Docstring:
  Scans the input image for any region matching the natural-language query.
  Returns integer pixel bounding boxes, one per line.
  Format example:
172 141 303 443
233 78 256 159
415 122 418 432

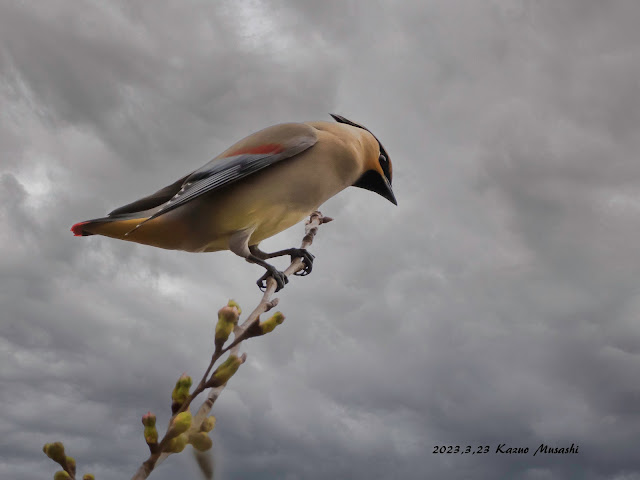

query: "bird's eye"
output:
379 154 387 163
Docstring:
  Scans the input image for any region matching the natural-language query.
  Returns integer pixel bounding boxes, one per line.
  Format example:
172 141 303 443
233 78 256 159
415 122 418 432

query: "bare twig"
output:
130 211 332 480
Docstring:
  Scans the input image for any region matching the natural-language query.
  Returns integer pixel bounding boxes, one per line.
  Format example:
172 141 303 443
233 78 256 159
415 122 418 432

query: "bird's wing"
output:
108 174 191 216
123 122 318 234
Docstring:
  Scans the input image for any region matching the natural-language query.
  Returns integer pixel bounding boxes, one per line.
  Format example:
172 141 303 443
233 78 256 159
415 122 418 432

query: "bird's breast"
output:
181 129 361 252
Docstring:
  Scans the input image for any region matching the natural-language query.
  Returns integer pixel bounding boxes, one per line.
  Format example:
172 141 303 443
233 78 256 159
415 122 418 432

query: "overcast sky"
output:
2 1 640 479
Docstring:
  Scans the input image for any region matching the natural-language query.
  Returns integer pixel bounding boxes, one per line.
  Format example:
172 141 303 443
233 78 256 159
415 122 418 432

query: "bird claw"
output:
254 249 314 290
256 268 288 292
291 248 315 276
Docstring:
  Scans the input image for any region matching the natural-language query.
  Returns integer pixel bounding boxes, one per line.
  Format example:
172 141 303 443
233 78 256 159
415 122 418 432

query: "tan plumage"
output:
72 114 396 290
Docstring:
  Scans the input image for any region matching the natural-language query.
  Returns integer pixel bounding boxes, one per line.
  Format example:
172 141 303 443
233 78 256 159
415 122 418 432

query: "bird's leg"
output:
246 254 289 292
230 230 288 292
249 245 315 276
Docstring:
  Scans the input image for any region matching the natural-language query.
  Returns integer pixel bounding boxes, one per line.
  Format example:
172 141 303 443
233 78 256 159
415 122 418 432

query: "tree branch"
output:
130 211 332 480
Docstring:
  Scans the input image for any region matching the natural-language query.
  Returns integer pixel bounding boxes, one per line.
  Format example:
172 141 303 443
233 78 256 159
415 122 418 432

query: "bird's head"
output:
330 113 397 206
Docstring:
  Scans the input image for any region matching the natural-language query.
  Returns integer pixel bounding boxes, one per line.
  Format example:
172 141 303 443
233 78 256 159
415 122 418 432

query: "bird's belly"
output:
248 207 309 244
172 146 351 253
196 198 310 252
195 173 328 252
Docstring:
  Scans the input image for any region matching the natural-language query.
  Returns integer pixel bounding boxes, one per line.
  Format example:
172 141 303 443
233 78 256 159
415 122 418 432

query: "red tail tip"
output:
71 221 88 236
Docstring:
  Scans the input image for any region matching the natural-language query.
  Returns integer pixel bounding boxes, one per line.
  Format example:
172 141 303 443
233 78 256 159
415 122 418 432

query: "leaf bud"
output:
171 373 193 413
215 305 239 349
188 431 213 452
208 353 246 387
43 442 66 464
227 299 242 315
66 456 76 476
142 411 158 447
260 312 285 334
166 433 188 453
200 416 216 432
167 411 192 438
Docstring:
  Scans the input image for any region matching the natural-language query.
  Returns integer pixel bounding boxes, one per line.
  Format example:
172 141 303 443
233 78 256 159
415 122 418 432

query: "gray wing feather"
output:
125 149 308 236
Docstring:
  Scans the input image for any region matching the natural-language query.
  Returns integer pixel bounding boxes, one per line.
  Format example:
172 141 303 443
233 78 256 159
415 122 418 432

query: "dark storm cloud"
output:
1 1 640 479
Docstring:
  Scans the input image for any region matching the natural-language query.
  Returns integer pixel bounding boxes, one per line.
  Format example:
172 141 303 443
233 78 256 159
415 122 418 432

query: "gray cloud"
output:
2 1 640 479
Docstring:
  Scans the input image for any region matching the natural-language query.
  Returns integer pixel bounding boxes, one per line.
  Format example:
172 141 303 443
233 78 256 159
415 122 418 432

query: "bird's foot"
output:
256 266 289 292
290 248 315 276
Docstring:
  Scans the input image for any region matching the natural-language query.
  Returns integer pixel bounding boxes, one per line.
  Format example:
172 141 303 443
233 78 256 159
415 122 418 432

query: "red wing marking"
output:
224 143 284 157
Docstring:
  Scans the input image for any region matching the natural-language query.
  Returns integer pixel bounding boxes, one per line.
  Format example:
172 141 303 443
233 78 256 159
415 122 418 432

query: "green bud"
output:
176 373 192 389
245 312 285 338
227 299 242 315
166 433 188 453
200 416 216 432
141 411 156 427
43 442 66 464
53 471 71 480
142 411 158 446
188 431 213 452
215 305 239 349
144 428 158 445
66 456 76 475
260 312 285 334
171 373 193 413
208 353 246 387
83 475 96 480
168 411 192 438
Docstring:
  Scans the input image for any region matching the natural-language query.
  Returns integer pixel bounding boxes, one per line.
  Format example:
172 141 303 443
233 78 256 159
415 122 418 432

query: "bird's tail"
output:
70 214 148 239
71 220 95 236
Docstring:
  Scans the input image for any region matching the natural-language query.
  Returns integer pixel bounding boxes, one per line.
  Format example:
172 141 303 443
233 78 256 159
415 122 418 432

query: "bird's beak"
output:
352 170 398 206
381 176 398 205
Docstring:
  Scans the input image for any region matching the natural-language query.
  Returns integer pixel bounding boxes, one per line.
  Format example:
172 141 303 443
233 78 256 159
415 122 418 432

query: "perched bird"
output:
71 114 396 291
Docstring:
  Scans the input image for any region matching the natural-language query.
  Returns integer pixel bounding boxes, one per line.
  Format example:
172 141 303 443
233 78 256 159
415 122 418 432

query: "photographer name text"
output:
433 444 579 456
